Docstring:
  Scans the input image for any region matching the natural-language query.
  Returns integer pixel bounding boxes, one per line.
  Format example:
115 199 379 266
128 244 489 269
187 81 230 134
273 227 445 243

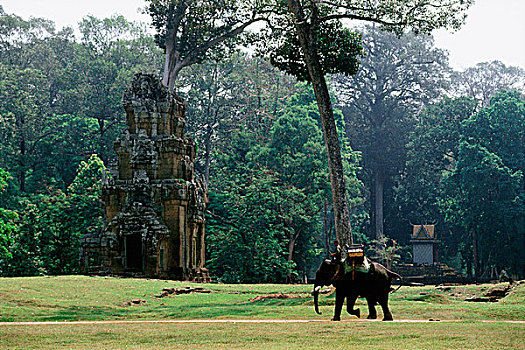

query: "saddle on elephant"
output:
342 244 371 277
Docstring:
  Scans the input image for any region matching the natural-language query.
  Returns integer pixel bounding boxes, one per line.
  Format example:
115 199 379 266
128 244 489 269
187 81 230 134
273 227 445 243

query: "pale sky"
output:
1 0 524 70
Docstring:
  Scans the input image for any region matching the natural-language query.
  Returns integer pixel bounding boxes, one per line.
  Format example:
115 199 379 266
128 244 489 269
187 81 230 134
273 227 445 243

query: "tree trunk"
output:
19 133 26 193
287 236 296 283
466 258 473 279
162 40 174 90
323 203 330 257
286 0 352 246
163 43 182 92
162 4 181 92
203 124 213 185
472 230 479 279
374 172 384 239
369 178 375 237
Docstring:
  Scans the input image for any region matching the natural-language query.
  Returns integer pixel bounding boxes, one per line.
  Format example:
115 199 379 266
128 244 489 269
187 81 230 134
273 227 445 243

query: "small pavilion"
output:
410 225 440 264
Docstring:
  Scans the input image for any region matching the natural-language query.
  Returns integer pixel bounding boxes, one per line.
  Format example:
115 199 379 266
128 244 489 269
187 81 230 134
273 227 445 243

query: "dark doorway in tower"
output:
125 234 143 271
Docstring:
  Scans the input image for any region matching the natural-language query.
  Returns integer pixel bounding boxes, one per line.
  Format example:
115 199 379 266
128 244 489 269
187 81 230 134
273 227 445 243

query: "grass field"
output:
1 276 524 349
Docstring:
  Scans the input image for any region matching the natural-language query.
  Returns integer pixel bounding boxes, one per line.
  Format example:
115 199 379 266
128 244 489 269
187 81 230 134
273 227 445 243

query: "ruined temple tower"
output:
81 73 209 281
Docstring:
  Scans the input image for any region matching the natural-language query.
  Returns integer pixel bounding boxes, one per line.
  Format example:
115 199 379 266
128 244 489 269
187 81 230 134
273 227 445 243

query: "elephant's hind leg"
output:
365 297 377 319
379 295 393 321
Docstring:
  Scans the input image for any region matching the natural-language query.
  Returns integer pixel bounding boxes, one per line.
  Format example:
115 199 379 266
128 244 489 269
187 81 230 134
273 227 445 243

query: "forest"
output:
0 3 523 283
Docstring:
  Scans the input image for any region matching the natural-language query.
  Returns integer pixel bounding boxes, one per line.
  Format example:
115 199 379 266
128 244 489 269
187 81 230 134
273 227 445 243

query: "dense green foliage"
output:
149 0 476 247
267 12 364 82
0 169 17 259
395 97 478 270
442 91 524 277
396 92 524 278
0 9 162 193
0 155 106 276
0 6 523 280
0 8 161 276
204 84 364 283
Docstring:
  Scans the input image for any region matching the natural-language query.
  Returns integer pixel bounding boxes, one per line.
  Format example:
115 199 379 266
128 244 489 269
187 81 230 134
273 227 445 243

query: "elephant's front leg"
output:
346 292 360 318
365 296 377 319
331 289 345 321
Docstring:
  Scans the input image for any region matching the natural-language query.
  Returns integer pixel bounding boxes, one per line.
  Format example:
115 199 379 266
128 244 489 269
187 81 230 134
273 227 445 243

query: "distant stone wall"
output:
81 73 209 281
394 263 467 285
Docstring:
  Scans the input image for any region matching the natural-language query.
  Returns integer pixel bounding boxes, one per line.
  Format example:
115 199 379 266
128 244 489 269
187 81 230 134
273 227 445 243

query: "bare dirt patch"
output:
250 294 303 302
465 283 516 303
155 286 212 298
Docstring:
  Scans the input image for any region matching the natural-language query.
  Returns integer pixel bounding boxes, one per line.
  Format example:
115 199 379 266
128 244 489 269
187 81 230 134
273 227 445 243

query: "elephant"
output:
312 258 402 321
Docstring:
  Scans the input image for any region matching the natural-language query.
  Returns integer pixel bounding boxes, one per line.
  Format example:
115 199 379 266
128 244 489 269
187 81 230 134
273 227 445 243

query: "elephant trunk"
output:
312 285 322 315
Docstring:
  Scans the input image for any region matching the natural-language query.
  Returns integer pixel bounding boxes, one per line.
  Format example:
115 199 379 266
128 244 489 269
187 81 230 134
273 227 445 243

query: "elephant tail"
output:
388 271 403 293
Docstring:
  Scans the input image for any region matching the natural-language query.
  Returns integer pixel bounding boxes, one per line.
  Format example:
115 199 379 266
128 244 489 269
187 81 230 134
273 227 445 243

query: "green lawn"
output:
2 321 524 350
0 276 524 349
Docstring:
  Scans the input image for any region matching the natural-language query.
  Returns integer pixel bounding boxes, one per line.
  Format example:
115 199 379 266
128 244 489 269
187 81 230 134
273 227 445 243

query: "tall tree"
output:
452 61 525 108
270 1 361 245
150 0 474 246
331 26 449 239
251 84 361 281
442 91 524 278
0 67 49 193
0 10 164 192
180 54 297 184
269 0 473 245
394 96 477 273
145 0 271 91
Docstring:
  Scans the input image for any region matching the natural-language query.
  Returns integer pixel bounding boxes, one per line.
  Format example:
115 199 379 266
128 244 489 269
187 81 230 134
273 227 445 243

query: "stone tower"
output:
81 73 209 281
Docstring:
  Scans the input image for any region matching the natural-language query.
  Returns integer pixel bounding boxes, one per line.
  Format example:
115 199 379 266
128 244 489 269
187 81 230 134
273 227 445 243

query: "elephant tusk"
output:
313 286 322 315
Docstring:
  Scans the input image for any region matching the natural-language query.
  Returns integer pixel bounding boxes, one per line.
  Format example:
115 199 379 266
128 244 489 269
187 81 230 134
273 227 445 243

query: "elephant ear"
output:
368 260 376 273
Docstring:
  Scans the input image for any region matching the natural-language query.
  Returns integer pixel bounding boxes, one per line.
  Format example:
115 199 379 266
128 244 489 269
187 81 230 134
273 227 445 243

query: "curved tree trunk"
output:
286 0 352 246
